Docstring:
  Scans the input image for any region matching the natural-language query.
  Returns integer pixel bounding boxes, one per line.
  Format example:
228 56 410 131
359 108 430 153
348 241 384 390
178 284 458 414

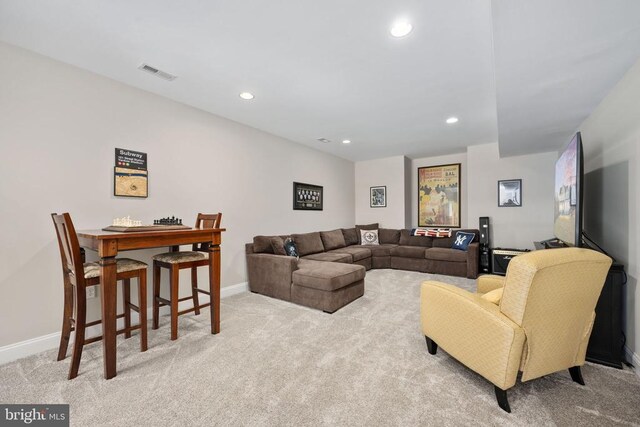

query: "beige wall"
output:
407 146 556 250
354 156 408 228
579 57 640 363
0 42 355 347
467 143 557 249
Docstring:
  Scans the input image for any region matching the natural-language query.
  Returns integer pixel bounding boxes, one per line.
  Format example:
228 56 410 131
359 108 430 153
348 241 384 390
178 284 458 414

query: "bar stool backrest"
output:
192 212 222 252
51 213 86 288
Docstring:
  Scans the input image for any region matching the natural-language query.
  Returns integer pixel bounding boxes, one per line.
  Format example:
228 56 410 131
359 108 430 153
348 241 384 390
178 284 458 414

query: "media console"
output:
586 263 625 369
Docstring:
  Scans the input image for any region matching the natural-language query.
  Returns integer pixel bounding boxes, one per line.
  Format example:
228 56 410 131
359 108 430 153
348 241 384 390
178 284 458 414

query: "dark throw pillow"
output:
341 228 359 246
283 237 299 258
452 231 475 251
253 235 275 253
270 236 287 255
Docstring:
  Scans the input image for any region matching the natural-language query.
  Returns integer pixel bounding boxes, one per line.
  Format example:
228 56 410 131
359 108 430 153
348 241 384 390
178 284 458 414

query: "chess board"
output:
102 224 192 232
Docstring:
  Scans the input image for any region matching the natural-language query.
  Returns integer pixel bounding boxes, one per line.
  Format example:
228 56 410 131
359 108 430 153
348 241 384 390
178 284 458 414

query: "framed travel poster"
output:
418 163 461 227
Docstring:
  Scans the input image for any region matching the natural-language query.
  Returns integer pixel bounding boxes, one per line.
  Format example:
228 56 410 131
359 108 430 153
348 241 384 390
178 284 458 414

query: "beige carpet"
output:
1 269 639 426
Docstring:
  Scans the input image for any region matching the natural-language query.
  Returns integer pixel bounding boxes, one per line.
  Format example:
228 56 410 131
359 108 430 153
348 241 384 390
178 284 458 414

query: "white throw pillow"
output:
360 229 379 245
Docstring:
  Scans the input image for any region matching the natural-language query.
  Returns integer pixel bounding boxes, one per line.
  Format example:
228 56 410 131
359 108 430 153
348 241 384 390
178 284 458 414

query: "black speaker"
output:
479 216 490 246
480 246 491 274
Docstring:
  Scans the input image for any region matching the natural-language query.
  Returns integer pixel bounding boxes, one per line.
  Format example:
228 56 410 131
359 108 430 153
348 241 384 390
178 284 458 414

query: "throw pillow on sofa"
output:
356 223 379 244
452 231 475 251
412 228 451 238
253 235 275 253
283 237 299 258
341 228 359 246
320 229 347 251
378 228 401 244
360 229 380 245
270 236 287 255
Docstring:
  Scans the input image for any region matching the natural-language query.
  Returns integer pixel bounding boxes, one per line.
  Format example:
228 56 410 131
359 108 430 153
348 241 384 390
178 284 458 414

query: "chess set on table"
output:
102 216 191 232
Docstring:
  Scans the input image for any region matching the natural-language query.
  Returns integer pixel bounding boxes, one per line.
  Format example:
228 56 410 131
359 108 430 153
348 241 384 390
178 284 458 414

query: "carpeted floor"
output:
1 269 639 426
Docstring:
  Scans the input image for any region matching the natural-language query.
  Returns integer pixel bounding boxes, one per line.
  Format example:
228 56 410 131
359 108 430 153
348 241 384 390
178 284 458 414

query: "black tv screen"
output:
553 132 583 246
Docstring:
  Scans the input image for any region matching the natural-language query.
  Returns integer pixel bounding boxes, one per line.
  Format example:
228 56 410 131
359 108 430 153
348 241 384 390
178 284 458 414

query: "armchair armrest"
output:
246 253 298 301
477 274 506 294
420 281 525 389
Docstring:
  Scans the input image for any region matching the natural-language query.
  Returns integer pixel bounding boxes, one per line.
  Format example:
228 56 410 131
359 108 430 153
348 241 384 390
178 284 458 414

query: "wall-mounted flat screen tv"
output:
553 132 584 246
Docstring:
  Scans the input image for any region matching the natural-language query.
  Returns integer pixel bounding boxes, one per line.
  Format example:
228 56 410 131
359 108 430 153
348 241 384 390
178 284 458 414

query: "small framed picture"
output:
370 186 387 208
498 179 522 207
114 166 148 198
293 182 323 210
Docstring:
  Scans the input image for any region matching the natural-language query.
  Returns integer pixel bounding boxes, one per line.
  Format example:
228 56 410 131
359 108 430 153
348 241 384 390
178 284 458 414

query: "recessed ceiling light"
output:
446 117 459 124
342 139 351 144
390 20 412 38
239 92 254 100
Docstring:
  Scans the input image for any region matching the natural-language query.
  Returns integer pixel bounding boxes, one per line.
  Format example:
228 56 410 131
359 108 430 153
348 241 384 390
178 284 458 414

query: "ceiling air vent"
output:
317 138 331 143
138 63 177 81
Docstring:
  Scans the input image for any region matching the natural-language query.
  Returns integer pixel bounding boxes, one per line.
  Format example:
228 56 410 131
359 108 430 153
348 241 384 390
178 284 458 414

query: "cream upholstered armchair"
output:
420 247 612 412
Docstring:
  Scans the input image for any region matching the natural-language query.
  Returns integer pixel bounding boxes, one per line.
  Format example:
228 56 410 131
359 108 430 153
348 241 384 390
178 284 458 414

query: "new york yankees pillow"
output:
451 231 475 251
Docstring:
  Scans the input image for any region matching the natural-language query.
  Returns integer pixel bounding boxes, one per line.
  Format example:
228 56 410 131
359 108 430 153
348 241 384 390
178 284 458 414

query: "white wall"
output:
0 42 355 347
579 57 640 364
467 143 557 249
410 153 468 228
354 156 408 228
404 156 412 228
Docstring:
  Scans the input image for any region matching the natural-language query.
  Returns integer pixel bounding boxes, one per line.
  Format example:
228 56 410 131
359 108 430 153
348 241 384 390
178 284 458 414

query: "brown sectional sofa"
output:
246 224 479 313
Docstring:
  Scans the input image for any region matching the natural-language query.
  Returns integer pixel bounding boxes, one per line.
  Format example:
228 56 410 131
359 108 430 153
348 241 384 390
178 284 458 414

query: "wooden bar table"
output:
77 227 225 379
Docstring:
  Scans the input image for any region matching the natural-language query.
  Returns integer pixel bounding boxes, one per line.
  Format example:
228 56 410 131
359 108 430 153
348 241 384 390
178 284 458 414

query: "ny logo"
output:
454 235 468 246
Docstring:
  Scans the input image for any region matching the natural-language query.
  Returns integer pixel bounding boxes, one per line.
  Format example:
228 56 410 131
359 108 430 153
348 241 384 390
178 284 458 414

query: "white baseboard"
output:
0 282 249 366
624 345 639 377
221 281 248 298
0 332 62 366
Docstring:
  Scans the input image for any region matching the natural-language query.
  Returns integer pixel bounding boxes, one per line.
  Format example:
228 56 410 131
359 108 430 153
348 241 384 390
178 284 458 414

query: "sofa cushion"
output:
331 246 372 262
356 223 378 243
398 229 433 247
360 229 379 245
379 228 401 244
270 236 287 255
320 229 347 251
292 232 325 256
341 228 359 246
293 260 365 292
302 252 352 263
390 246 427 259
253 235 275 253
425 247 467 262
359 244 397 257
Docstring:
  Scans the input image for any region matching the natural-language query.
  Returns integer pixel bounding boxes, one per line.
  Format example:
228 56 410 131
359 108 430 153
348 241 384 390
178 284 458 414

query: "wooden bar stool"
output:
51 213 148 379
152 213 221 340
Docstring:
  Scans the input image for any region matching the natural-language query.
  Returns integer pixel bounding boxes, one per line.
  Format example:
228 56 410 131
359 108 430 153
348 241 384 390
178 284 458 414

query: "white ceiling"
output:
1 1 639 161
492 0 640 156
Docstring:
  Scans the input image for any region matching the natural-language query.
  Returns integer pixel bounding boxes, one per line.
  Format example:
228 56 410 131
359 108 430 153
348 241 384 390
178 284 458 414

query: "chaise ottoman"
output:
291 259 365 313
